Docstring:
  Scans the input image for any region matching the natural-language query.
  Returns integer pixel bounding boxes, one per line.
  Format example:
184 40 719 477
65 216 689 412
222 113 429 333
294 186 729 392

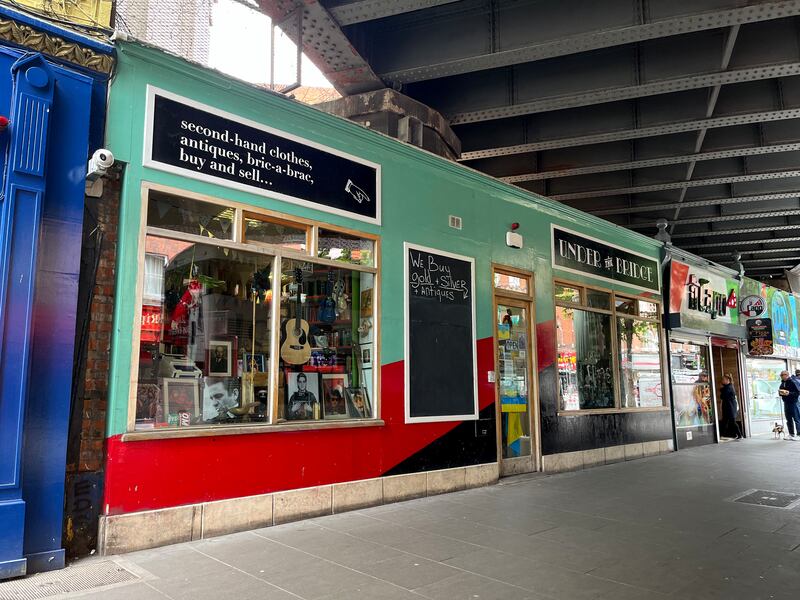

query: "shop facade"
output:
0 5 112 578
663 248 746 449
96 41 673 555
738 278 800 436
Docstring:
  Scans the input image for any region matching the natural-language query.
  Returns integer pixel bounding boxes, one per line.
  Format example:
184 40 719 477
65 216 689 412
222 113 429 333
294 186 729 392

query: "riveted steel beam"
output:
735 255 800 263
628 209 800 229
591 193 800 216
550 170 800 201
672 223 800 239
703 247 800 258
450 62 800 124
257 0 384 95
329 0 459 26
501 143 800 183
459 109 800 160
684 235 800 249
744 265 797 271
381 0 800 85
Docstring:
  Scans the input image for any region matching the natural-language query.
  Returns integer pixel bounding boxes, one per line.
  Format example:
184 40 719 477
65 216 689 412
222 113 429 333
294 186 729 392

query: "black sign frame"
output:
404 242 478 424
551 225 660 292
143 86 381 225
747 318 774 356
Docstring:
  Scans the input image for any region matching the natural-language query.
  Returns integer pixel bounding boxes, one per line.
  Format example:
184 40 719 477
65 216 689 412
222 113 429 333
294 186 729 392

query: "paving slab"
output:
10 438 800 600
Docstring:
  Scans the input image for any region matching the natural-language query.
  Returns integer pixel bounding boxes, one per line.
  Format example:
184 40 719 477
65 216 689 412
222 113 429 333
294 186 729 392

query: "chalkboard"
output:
404 243 477 423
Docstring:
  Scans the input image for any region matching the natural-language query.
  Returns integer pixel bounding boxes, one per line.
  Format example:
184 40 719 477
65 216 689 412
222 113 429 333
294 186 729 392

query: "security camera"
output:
87 148 114 181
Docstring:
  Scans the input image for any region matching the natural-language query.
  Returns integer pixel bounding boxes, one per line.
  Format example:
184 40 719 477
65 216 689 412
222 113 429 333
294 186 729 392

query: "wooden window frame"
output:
124 181 381 440
554 278 668 416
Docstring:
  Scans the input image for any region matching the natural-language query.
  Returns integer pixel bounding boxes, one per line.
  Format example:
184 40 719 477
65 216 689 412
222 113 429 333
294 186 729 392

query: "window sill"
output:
122 418 385 441
557 407 670 417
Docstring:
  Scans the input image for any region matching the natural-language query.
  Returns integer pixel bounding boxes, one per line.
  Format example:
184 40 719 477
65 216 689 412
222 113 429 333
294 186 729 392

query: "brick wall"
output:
71 173 119 473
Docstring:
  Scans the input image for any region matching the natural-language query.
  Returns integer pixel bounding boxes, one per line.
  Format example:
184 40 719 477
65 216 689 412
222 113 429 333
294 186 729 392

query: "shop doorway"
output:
710 339 746 440
492 266 539 475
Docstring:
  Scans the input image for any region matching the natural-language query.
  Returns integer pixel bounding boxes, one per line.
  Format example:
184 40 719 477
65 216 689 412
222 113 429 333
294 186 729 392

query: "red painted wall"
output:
102 337 496 514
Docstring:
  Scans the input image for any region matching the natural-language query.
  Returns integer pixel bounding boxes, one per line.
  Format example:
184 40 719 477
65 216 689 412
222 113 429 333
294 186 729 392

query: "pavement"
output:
5 437 800 600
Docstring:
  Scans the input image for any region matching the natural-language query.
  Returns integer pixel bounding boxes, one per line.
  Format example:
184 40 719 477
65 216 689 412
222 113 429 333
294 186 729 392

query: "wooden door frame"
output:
491 264 540 475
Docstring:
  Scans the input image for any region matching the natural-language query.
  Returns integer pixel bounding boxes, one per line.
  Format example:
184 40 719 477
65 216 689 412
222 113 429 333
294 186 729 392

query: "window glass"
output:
617 318 662 408
134 235 273 430
615 297 636 315
746 358 786 422
586 289 611 310
278 259 374 421
318 229 374 266
669 341 713 428
244 215 307 251
147 191 234 239
555 284 581 304
494 272 529 295
638 300 659 320
557 306 614 410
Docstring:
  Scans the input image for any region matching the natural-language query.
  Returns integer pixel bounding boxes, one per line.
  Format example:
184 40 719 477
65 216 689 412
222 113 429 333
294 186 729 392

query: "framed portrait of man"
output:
286 371 320 420
207 339 234 377
322 374 349 420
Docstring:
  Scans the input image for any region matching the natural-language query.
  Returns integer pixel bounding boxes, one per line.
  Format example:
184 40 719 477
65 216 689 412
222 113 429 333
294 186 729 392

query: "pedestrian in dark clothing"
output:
720 374 743 440
779 370 800 441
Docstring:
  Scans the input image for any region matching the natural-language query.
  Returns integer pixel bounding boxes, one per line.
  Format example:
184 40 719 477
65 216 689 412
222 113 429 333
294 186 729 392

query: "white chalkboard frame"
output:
404 242 478 424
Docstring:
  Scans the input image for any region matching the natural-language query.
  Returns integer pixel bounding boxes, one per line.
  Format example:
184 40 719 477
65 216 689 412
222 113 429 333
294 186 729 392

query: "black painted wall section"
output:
384 405 497 476
538 364 673 455
675 424 716 450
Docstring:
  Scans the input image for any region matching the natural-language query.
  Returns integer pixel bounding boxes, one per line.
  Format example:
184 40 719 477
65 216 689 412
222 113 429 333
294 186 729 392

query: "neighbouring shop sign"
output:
667 260 742 335
740 294 766 318
551 226 659 292
747 318 774 356
144 86 381 224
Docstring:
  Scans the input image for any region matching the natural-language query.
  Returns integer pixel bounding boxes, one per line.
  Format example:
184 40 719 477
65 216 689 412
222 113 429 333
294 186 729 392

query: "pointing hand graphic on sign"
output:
345 179 371 204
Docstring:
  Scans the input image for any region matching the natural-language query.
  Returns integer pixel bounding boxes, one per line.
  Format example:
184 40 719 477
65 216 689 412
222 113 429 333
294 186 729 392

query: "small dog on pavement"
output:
773 422 785 439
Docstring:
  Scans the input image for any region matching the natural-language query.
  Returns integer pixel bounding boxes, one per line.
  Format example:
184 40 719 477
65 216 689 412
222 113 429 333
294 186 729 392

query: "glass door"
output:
669 339 716 448
496 302 532 461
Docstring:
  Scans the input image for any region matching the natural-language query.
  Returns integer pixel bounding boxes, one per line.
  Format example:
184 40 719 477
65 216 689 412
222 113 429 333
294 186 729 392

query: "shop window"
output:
278 259 375 421
556 280 664 412
557 306 615 410
135 235 273 429
494 272 529 295
243 213 308 251
555 283 581 305
746 357 786 422
318 228 374 266
669 341 713 427
147 190 234 239
617 318 662 407
135 190 380 432
586 289 610 310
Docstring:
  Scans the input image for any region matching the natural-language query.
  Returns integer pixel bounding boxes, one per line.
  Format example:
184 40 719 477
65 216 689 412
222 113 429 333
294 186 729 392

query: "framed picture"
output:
321 373 349 420
362 347 371 366
360 288 373 318
162 379 200 424
285 371 320 420
243 352 267 373
345 387 371 419
202 377 241 422
207 339 234 376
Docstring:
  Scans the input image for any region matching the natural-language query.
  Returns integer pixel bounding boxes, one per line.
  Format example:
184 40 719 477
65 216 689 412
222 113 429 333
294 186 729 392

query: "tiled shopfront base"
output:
97 463 499 555
98 443 673 556
542 440 674 473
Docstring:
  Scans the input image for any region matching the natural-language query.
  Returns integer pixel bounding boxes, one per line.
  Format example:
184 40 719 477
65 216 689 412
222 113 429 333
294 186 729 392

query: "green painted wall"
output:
104 41 663 437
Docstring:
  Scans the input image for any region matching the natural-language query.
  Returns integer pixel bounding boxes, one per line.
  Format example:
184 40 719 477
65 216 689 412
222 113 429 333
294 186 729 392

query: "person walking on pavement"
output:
778 370 800 440
720 374 743 440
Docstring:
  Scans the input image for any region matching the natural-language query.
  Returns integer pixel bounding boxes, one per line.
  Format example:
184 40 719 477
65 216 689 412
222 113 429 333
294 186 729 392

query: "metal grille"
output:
114 0 214 66
731 489 800 509
0 561 138 600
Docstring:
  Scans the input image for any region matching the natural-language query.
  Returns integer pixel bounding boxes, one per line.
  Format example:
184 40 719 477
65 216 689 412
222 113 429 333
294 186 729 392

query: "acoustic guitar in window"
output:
280 268 311 365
